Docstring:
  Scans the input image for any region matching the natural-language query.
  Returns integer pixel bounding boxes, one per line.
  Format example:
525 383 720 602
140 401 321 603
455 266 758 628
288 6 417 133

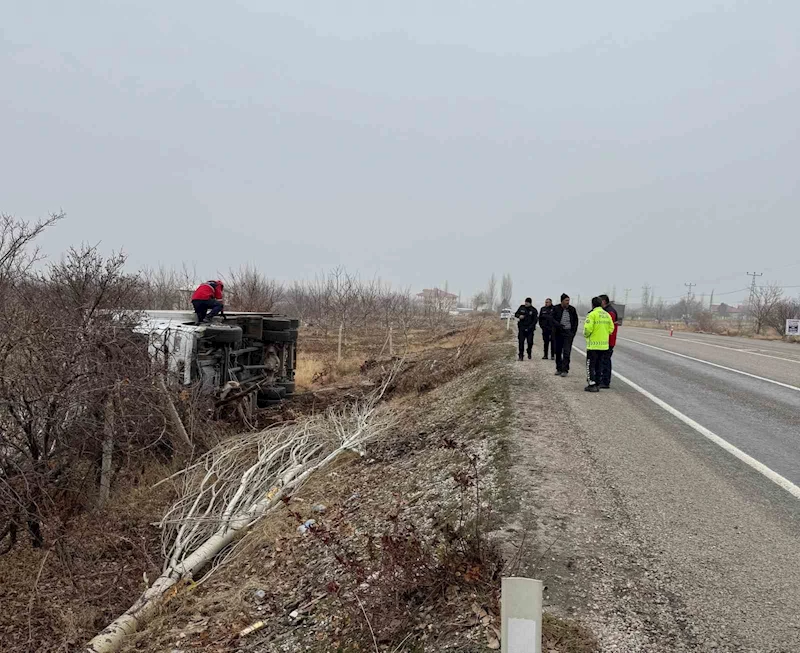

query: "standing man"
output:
538 298 555 360
584 296 615 392
515 298 538 361
550 294 578 376
191 279 225 325
599 294 619 388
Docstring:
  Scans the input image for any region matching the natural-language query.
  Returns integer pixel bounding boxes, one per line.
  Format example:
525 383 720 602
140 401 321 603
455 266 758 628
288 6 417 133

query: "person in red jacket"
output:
191 280 224 324
599 294 618 388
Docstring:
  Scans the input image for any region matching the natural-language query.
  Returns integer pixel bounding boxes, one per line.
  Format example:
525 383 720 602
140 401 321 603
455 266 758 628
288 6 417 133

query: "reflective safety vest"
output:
584 306 615 350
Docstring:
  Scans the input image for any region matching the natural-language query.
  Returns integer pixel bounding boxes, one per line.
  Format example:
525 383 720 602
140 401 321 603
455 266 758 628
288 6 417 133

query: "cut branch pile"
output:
86 371 396 653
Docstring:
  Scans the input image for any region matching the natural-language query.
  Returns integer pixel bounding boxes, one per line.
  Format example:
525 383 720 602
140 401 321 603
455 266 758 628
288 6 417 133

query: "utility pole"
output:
684 282 695 304
624 288 631 306
709 289 714 311
746 271 762 317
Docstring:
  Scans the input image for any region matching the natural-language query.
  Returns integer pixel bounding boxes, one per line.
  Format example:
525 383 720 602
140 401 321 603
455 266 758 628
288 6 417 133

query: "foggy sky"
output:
2 1 799 307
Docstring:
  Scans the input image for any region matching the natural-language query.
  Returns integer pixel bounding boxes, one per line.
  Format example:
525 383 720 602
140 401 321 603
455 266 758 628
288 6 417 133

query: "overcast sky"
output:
2 1 798 306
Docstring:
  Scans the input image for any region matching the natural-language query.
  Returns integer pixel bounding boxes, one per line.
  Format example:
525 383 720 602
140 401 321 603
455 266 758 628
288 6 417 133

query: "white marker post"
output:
507 315 512 331
501 577 543 653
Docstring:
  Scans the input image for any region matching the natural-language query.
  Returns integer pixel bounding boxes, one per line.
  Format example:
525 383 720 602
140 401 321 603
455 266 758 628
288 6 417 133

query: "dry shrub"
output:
380 320 504 396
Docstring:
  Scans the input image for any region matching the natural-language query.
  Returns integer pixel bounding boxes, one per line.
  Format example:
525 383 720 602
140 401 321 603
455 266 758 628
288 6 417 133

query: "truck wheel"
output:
259 386 286 401
289 319 300 329
201 325 243 344
262 329 298 342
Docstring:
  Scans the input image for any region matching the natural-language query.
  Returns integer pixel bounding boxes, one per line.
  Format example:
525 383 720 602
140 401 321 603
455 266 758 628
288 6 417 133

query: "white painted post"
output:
501 577 543 653
506 315 511 331
337 323 343 363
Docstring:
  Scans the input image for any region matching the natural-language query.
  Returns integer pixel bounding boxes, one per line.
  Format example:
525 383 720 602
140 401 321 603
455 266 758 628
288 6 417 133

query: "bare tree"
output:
471 292 488 311
768 297 800 335
500 273 513 310
0 212 63 291
750 282 783 334
652 297 667 323
0 243 168 552
227 264 285 311
484 274 497 313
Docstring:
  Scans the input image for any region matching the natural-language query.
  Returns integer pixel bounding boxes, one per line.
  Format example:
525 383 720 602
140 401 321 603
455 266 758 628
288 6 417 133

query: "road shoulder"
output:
503 352 800 652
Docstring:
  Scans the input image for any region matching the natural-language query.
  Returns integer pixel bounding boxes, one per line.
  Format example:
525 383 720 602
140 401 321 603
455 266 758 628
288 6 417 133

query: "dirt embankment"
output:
3 322 603 652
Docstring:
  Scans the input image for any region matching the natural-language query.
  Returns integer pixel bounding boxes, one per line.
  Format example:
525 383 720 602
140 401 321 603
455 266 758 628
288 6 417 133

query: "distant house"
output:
416 288 458 311
713 303 745 319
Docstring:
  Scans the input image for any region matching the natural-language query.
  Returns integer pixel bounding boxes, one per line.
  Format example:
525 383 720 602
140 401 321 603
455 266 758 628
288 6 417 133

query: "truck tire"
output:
262 318 291 331
201 325 243 344
289 319 300 329
262 329 298 342
257 386 286 407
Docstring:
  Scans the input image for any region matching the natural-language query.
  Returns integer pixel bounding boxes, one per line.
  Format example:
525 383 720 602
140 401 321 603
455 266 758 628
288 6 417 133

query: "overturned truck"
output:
138 311 298 408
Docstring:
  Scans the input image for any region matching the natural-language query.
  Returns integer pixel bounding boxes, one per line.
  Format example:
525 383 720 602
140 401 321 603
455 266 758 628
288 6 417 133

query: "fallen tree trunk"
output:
86 373 394 652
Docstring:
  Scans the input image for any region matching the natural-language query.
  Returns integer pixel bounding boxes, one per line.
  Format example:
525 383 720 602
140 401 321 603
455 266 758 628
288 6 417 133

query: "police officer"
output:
514 298 538 361
538 298 555 360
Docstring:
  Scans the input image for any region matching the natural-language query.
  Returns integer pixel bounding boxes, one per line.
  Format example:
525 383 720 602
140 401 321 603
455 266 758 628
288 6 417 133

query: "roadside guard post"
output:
501 577 543 653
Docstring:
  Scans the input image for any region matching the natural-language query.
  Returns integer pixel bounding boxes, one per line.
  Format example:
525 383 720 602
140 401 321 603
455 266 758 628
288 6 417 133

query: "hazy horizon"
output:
3 1 799 307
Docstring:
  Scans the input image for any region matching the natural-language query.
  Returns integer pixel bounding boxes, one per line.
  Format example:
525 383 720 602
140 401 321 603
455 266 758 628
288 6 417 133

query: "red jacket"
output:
191 281 223 301
606 306 618 347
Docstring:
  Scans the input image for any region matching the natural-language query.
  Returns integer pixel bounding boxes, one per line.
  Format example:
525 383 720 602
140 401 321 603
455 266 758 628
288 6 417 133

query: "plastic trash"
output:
297 518 316 535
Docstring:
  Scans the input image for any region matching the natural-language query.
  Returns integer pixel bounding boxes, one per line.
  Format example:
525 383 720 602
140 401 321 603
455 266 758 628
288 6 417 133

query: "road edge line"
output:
630 331 800 365
618 337 800 393
572 345 800 501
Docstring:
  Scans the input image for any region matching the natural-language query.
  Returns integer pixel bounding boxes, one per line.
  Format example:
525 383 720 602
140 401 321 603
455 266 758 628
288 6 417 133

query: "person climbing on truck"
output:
191 279 225 324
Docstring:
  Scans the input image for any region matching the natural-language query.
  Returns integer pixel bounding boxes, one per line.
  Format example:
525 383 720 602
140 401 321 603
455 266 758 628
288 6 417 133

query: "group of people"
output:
514 293 620 393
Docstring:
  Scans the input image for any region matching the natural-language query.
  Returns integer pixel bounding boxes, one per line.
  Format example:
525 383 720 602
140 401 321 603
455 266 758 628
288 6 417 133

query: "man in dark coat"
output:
538 298 555 360
549 293 579 376
514 297 538 361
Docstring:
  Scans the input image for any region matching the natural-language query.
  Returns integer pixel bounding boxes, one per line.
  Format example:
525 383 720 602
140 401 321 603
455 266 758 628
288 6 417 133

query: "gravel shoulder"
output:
504 350 800 653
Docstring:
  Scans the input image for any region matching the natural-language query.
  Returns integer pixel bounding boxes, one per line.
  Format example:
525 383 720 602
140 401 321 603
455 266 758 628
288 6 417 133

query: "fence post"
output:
501 577 543 653
337 323 343 363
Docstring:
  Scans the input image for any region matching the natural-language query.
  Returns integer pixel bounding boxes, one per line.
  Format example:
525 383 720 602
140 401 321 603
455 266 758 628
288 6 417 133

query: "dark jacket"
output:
539 305 555 330
515 304 538 331
604 304 619 348
550 304 579 335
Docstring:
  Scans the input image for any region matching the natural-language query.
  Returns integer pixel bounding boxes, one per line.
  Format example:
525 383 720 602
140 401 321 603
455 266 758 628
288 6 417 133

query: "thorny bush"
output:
285 450 502 648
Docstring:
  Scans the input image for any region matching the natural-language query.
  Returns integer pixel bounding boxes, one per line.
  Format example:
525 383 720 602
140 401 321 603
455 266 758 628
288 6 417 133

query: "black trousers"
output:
586 349 605 385
600 346 614 385
518 327 534 358
192 299 223 323
553 331 575 372
541 329 554 357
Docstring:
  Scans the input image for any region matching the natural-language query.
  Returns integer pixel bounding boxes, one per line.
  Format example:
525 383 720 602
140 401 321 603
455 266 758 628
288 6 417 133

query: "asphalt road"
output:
534 325 800 651
608 327 800 486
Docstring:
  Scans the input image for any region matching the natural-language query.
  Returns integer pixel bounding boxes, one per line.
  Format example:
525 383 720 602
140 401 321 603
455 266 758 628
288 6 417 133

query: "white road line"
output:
572 346 800 501
630 332 800 364
618 337 800 393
